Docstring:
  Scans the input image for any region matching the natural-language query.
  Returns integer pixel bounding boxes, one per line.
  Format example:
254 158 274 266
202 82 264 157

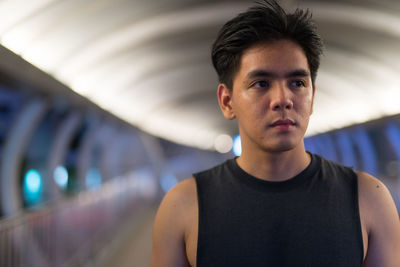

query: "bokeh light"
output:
160 172 178 193
85 168 102 190
233 134 242 156
54 165 69 189
214 134 233 153
23 169 42 204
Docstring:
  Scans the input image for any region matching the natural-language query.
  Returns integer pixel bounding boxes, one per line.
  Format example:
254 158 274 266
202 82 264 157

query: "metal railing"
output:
0 171 158 267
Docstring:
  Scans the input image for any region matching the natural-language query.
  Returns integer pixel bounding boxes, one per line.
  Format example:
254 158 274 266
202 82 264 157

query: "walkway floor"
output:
105 206 158 267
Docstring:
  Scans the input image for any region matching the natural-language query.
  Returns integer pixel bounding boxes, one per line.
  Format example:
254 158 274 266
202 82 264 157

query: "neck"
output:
236 142 311 182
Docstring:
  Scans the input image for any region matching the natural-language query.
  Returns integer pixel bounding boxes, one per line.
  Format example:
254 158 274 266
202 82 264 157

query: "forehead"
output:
236 40 310 79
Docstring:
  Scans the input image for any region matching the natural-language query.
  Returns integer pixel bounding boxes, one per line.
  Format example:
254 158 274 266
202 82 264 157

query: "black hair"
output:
211 0 323 90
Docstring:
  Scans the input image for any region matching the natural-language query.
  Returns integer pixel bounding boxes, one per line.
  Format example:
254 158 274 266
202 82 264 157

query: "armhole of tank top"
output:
193 175 202 267
352 169 365 263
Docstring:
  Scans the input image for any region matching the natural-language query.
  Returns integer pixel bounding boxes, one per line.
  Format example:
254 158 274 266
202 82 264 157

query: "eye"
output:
290 80 305 87
252 80 269 88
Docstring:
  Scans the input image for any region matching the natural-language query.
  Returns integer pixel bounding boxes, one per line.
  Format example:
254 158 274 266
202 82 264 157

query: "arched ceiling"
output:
0 0 399 150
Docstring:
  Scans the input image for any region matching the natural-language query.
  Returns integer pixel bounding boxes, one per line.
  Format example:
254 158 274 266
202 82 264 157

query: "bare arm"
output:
358 172 400 267
151 179 195 267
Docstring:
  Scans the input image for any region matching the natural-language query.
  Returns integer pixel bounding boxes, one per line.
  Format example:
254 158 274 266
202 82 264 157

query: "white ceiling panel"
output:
0 0 399 150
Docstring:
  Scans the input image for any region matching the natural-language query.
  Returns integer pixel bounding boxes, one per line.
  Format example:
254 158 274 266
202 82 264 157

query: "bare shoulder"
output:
159 177 197 211
357 172 398 223
357 171 398 231
156 177 198 226
356 171 400 267
151 178 197 267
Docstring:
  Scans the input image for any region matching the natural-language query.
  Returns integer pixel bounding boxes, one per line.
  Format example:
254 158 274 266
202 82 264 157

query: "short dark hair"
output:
211 0 323 90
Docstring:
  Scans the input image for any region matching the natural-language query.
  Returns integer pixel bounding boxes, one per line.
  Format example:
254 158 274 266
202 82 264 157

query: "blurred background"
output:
0 0 399 266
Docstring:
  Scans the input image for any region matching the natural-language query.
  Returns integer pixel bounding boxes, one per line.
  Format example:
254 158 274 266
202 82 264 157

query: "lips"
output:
270 119 295 127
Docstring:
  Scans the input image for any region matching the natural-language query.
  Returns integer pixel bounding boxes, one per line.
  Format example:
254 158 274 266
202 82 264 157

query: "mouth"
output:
270 119 295 130
270 119 295 127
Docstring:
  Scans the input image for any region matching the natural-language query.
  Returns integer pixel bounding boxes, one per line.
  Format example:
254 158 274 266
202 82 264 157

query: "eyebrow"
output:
246 69 310 79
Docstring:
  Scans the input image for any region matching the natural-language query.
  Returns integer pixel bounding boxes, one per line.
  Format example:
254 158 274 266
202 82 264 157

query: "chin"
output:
264 143 295 153
273 130 306 150
264 139 299 153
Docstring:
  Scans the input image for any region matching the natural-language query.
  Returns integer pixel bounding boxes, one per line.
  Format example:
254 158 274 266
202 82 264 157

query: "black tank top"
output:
193 153 363 267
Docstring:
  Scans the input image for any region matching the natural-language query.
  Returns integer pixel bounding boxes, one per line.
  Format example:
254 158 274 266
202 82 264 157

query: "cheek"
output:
298 93 314 113
306 98 313 113
233 94 263 117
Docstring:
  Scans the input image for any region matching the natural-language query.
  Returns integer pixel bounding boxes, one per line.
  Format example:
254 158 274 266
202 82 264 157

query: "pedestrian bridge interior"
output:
0 0 399 266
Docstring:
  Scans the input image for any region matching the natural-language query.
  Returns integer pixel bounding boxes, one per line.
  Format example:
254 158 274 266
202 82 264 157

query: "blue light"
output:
233 135 242 156
85 168 102 190
160 173 178 193
304 137 319 154
336 131 357 168
54 166 68 189
23 169 42 203
385 123 400 180
318 134 338 162
353 128 377 176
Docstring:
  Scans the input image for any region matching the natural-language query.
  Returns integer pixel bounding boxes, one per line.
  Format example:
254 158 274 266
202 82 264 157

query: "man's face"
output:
218 39 314 154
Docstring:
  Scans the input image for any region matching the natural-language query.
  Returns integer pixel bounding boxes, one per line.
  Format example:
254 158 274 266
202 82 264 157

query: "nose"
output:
270 84 293 111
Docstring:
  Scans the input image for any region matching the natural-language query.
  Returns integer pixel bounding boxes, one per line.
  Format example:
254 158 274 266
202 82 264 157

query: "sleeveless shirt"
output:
193 153 364 267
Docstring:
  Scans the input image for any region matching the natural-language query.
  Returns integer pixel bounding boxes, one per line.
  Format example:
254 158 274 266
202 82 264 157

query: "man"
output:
151 1 400 266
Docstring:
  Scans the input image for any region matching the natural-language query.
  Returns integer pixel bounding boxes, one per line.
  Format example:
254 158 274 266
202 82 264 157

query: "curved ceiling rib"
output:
55 2 251 80
0 0 399 150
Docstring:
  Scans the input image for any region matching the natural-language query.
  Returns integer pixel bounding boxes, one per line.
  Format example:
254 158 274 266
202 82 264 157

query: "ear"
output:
217 83 236 120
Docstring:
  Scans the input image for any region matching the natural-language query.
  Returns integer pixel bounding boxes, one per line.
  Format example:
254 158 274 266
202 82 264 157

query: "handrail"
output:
0 170 158 267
